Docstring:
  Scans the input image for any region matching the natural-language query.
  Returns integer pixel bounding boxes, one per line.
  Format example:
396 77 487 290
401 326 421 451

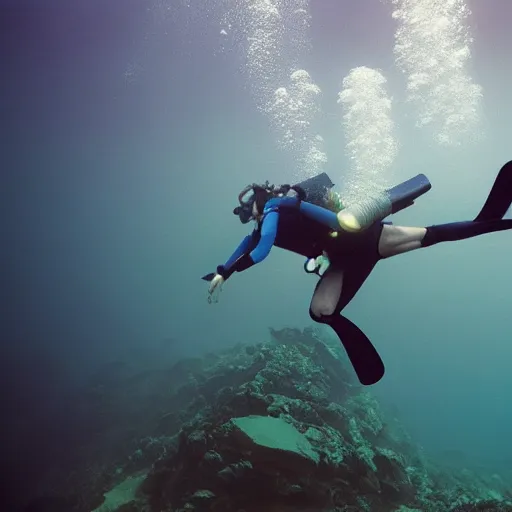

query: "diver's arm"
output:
223 233 257 269
210 232 257 281
267 196 341 231
217 212 278 280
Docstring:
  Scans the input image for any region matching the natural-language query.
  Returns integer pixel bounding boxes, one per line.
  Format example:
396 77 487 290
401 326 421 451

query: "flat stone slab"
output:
228 415 319 471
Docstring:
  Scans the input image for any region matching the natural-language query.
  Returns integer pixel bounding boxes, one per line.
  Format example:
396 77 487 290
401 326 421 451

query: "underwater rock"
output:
269 327 312 346
92 473 146 512
185 429 208 458
217 460 253 483
450 501 512 511
189 488 216 510
227 415 320 472
267 394 323 425
303 425 347 467
21 326 512 512
202 449 224 469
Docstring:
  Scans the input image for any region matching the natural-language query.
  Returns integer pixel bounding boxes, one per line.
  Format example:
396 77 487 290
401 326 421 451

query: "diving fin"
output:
201 272 215 282
474 160 512 221
328 315 385 385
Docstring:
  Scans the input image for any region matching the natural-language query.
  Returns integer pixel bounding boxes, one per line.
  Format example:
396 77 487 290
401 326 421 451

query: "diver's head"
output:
233 181 306 223
233 184 272 224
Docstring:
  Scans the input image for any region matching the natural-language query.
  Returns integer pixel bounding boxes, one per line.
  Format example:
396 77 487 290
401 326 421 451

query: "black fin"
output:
330 315 385 385
474 160 512 221
201 273 215 282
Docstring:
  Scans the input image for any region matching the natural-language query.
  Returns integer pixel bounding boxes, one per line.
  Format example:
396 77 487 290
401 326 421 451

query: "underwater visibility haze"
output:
3 0 512 510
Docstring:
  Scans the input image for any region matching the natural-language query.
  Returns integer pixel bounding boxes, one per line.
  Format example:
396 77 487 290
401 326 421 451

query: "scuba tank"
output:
277 171 432 232
293 172 334 206
292 172 344 212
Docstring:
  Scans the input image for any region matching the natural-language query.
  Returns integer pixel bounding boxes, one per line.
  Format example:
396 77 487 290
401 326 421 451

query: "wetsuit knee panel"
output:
309 308 322 322
309 307 336 323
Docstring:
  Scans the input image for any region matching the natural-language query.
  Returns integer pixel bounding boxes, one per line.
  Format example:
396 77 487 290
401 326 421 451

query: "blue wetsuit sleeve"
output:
299 200 339 230
223 233 256 269
267 196 340 231
248 211 278 263
217 212 279 279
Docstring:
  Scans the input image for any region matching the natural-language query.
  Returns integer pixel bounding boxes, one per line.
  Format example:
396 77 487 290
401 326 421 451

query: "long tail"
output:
474 160 512 221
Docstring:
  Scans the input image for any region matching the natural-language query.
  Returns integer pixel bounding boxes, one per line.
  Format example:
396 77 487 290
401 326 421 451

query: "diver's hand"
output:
208 274 224 303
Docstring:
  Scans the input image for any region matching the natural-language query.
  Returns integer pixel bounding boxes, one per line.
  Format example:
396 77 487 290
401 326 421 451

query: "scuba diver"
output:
202 160 512 386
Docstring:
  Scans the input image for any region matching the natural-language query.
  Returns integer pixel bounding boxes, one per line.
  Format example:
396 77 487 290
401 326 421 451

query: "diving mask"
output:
233 185 257 224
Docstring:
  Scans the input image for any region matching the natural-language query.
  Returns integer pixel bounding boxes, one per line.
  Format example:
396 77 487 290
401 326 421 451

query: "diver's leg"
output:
378 225 426 257
378 220 512 258
309 260 377 317
309 264 385 385
378 160 512 257
309 266 343 317
421 220 512 247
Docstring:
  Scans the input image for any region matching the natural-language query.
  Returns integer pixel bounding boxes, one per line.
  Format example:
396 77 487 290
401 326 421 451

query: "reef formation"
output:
23 327 512 512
